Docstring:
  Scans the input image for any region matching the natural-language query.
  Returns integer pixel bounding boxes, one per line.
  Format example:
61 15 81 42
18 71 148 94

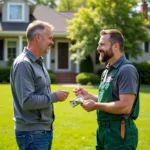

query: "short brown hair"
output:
26 20 54 41
100 29 124 51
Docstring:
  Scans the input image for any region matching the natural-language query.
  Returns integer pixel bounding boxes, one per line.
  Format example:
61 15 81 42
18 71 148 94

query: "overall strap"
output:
128 68 140 120
111 59 132 81
110 59 140 120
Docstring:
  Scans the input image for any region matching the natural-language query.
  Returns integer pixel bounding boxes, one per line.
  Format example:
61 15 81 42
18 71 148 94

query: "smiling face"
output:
97 34 114 63
38 26 54 55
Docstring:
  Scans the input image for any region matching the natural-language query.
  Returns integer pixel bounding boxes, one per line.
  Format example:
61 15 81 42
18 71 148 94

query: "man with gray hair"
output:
10 20 69 149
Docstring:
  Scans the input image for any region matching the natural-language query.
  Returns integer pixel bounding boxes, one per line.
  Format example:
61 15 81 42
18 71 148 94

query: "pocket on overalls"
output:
125 126 138 148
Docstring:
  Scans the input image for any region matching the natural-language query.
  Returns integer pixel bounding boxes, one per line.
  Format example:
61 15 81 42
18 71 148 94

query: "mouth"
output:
99 51 104 57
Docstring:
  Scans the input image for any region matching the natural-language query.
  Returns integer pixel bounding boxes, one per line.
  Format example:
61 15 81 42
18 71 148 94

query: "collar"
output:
23 48 44 62
111 55 127 69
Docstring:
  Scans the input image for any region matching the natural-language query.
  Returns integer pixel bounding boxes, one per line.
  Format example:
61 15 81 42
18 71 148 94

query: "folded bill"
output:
70 95 84 108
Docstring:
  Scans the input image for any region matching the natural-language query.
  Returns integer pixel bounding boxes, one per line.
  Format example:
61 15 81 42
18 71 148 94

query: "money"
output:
70 95 84 108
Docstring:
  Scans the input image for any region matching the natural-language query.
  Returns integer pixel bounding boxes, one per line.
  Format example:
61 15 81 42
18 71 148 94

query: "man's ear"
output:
35 33 40 41
114 42 120 50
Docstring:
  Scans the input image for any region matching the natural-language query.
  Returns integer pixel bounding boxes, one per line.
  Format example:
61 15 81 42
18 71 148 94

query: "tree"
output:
57 0 88 11
36 0 57 8
67 0 149 60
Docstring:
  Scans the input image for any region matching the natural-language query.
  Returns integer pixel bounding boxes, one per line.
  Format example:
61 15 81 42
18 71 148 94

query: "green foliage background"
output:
67 0 149 60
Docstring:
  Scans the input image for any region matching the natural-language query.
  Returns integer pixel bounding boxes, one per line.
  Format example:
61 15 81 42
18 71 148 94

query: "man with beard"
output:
74 29 140 150
10 20 69 149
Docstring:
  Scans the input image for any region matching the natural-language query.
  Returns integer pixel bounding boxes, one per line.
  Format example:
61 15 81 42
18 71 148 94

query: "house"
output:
130 1 150 63
0 0 150 83
0 0 78 83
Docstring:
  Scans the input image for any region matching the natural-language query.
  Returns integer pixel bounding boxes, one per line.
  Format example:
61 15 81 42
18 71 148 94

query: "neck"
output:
108 53 123 65
27 43 41 58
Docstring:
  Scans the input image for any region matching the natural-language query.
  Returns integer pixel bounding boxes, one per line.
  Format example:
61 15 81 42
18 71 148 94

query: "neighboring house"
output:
130 1 150 63
0 0 149 83
0 0 78 83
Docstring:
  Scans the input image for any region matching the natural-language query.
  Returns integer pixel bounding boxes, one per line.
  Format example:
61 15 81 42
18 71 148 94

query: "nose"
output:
97 45 101 52
50 39 54 45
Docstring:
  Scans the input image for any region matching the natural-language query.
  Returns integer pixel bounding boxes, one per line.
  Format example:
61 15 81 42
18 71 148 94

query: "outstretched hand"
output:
55 90 69 102
81 99 96 112
73 87 89 100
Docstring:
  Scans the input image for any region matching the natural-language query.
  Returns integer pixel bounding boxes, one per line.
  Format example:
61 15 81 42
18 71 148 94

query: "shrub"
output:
48 70 56 83
0 68 10 83
133 62 150 85
76 72 100 85
80 55 93 73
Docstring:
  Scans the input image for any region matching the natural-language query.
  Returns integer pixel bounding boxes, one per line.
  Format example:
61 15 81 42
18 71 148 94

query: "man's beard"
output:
99 47 114 63
45 46 51 54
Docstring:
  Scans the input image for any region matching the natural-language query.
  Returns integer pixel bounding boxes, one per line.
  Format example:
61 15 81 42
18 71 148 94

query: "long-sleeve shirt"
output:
10 48 58 131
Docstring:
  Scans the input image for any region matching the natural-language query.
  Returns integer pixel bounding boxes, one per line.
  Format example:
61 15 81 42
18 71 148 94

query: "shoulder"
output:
118 64 138 76
116 63 139 83
14 52 32 65
12 53 33 73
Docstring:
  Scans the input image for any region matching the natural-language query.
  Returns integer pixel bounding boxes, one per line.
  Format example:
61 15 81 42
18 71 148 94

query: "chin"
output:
45 49 50 53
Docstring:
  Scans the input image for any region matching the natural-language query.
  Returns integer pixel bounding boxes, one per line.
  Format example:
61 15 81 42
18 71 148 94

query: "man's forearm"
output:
95 101 129 114
21 92 58 110
88 93 98 102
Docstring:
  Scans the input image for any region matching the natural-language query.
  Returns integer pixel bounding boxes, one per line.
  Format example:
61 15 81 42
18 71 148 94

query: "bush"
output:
133 62 150 85
76 72 100 85
0 68 56 84
48 70 56 83
0 68 10 83
80 55 93 73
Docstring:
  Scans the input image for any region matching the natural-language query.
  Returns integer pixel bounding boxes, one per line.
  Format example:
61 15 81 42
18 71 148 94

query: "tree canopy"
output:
57 0 88 11
67 0 149 60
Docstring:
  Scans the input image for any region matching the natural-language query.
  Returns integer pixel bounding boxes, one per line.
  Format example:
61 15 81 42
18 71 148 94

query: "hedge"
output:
0 68 56 84
76 72 100 85
133 62 150 84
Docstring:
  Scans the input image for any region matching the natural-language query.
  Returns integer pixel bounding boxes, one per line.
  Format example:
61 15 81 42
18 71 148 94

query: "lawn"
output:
0 84 149 150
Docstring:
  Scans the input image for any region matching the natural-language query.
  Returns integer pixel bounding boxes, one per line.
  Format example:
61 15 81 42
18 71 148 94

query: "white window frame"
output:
55 40 71 72
4 39 18 61
7 3 25 22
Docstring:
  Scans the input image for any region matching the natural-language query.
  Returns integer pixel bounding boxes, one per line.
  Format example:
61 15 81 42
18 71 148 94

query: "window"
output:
8 3 24 21
8 41 17 59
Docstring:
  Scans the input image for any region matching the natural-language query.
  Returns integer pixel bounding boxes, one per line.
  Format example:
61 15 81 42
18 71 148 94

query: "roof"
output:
33 5 74 33
0 5 74 36
0 0 36 5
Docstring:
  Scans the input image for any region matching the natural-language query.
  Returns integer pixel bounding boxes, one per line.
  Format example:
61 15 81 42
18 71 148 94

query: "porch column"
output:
46 52 51 70
76 49 80 73
18 36 23 55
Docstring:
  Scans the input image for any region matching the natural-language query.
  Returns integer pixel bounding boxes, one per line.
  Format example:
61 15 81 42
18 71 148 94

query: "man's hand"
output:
81 99 96 112
73 87 89 100
55 90 69 102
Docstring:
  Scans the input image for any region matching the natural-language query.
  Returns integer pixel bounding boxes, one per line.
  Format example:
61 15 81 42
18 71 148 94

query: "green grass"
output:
0 84 150 150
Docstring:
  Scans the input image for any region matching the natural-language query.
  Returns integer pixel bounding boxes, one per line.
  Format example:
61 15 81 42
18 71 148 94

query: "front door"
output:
56 41 70 71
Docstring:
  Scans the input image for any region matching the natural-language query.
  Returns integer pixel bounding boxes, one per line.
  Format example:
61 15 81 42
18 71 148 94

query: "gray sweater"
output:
10 48 58 131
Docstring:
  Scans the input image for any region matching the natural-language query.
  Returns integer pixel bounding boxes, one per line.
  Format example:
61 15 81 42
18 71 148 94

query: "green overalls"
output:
96 60 139 150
